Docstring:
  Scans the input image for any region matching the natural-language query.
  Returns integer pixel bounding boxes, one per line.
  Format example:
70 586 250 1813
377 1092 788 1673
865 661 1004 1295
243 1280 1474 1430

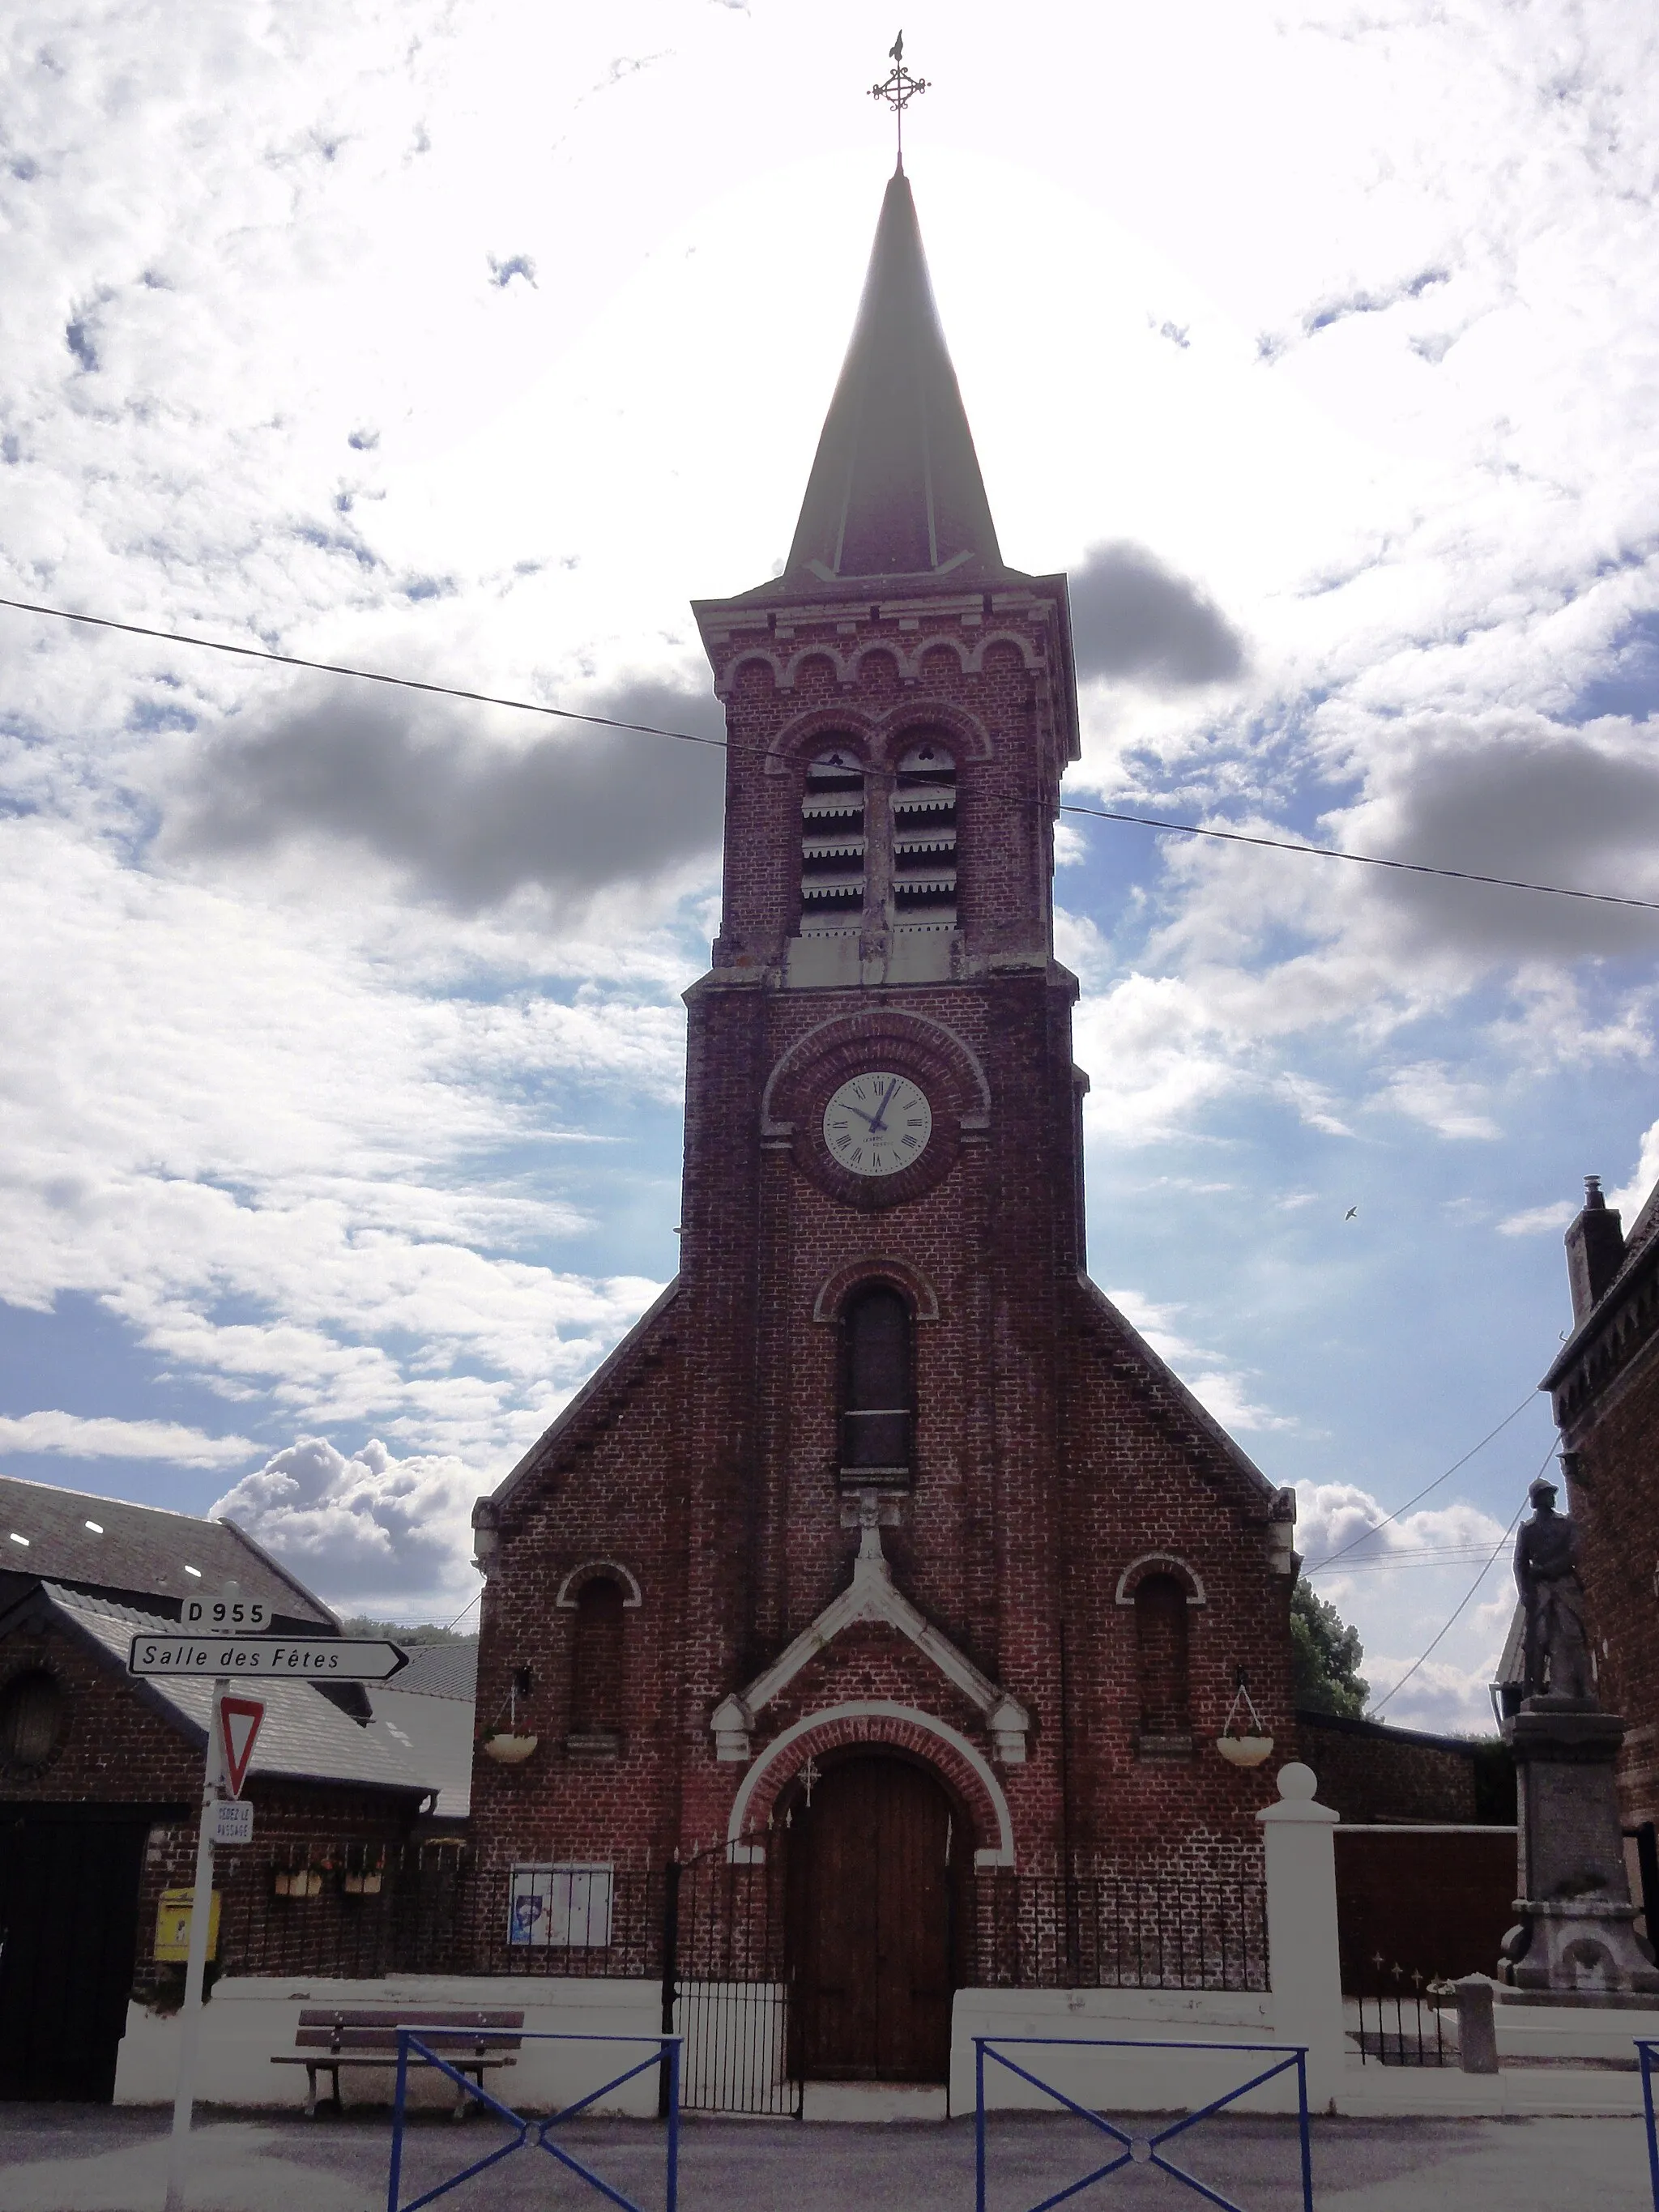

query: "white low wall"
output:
114 1976 663 2115
951 1987 1304 2117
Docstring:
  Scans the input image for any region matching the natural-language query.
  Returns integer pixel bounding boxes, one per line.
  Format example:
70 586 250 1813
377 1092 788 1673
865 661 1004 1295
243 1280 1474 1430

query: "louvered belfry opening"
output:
800 748 868 935
891 741 957 928
839 1284 914 1485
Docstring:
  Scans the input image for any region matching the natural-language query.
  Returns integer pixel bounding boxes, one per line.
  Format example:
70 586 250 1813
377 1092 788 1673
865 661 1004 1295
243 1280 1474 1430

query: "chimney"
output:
1564 1174 1625 1327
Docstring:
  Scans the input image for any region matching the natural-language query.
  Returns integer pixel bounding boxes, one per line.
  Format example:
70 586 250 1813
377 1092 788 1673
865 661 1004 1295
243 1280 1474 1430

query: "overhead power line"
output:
1300 1390 1542 1576
1365 1443 1546 1719
6 590 1659 914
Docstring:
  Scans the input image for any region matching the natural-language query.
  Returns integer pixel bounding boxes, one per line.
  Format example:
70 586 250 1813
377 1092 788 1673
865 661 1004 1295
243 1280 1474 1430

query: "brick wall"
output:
1297 1710 1480 1825
1333 1828 1517 1987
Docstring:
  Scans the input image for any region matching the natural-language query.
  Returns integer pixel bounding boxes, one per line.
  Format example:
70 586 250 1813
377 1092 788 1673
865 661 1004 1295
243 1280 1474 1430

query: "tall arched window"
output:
891 741 957 927
800 749 867 935
1134 1574 1192 1738
840 1284 914 1482
570 1577 625 1741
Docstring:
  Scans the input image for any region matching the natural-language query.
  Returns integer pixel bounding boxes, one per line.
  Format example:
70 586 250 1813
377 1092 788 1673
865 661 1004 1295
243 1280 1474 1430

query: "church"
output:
469 160 1299 2089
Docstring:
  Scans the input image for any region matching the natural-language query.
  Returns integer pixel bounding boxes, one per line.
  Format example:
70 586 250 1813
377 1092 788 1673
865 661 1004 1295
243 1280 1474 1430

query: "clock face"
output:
822 1072 932 1178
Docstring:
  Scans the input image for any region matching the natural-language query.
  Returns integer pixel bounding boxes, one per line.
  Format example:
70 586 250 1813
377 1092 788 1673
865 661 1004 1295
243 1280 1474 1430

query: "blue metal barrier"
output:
386 2028 680 2212
1638 2041 1659 2210
974 2036 1312 2212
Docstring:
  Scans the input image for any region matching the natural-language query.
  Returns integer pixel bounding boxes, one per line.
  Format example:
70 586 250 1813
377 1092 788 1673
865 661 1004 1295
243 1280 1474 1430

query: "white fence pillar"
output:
1257 1760 1345 2111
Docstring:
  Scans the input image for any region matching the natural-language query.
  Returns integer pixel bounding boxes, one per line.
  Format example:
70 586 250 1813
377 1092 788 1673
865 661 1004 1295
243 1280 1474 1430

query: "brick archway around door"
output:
725 1700 1016 1867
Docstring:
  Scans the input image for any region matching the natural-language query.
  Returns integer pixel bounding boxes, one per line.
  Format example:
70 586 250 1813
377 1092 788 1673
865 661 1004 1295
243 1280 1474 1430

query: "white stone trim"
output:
554 1560 643 1609
709 1508 1029 1767
724 1700 1017 1868
1114 1553 1207 1607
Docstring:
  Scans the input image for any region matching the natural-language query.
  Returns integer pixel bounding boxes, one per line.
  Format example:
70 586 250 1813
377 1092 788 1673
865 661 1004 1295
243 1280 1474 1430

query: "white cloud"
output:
1107 1289 1295 1435
0 1411 255 1467
213 1435 480 1615
1375 1063 1501 1142
1497 1200 1575 1238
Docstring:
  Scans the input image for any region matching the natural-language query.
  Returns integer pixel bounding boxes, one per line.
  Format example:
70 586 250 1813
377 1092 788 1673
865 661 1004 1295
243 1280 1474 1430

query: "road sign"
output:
127 1634 408 1681
211 1800 254 1846
218 1694 264 1797
183 1595 268 1631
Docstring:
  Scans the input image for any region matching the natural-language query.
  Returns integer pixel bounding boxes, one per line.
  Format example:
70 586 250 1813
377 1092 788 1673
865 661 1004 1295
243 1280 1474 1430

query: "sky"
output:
5 0 1659 1733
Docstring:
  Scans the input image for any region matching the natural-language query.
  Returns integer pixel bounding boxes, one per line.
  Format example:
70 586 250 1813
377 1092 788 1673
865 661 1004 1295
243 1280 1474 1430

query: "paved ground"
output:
0 2108 1651 2212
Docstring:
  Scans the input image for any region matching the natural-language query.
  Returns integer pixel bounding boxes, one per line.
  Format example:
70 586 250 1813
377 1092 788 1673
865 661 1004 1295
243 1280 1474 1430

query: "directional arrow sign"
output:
127 1635 409 1681
218 1694 264 1798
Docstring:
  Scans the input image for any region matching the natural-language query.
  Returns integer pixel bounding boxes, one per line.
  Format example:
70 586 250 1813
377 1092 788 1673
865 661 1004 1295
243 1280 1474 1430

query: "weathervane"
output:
870 31 928 166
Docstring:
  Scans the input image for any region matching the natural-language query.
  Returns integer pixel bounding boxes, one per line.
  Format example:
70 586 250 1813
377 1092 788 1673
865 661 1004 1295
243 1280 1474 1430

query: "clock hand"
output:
868 1079 899 1133
838 1102 880 1127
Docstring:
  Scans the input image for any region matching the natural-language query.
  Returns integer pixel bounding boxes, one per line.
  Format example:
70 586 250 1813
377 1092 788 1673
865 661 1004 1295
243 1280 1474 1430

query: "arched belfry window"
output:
891 742 957 927
1134 1574 1192 1741
800 749 867 935
569 1576 625 1745
839 1284 914 1485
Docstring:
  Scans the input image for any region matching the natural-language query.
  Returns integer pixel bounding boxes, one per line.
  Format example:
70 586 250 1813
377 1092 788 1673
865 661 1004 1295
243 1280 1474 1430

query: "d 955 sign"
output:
182 1596 268 1630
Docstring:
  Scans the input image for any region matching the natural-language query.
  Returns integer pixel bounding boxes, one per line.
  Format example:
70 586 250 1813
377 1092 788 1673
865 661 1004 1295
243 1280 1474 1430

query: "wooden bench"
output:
272 2008 524 2117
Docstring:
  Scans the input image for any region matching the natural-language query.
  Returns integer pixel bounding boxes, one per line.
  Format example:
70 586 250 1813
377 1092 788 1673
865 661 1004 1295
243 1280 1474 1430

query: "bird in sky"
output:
1345 1206 1358 1221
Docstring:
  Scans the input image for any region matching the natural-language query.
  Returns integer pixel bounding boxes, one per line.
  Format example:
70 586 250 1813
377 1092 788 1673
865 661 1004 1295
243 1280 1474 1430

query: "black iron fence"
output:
1353 1956 1456 2066
968 1872 1269 1993
213 1840 469 1981
179 1842 1270 2113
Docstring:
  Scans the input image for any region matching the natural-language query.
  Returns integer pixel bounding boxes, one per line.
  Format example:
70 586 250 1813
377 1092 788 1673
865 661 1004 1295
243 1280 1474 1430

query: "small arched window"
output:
800 749 867 935
570 1578 625 1741
891 742 957 927
840 1285 913 1482
1134 1575 1191 1739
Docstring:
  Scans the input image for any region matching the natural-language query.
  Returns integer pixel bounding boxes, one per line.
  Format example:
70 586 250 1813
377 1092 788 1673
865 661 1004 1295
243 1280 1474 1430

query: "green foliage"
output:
1290 1580 1369 1718
339 1613 472 1646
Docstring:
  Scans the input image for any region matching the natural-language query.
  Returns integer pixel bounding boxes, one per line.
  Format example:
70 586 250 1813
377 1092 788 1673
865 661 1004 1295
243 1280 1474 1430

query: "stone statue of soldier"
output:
1513 1473 1593 1704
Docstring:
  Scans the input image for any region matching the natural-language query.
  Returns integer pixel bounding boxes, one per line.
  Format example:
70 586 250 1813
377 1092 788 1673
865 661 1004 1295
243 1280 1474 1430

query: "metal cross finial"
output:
870 31 928 167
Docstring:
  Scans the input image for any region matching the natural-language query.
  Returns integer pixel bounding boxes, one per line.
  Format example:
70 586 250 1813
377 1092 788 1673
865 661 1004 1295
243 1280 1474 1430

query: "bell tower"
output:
471 159 1298 2060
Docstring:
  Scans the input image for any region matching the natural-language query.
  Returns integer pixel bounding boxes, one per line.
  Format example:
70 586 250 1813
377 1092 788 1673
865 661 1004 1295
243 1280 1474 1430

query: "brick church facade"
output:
470 163 1298 2077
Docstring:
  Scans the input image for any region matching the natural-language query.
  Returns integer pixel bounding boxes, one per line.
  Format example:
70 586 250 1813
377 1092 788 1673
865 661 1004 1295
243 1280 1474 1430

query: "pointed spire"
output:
780 167 1009 591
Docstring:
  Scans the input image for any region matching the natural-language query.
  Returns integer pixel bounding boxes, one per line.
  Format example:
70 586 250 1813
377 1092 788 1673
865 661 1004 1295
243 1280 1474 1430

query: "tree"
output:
340 1613 472 1646
1290 1581 1369 1718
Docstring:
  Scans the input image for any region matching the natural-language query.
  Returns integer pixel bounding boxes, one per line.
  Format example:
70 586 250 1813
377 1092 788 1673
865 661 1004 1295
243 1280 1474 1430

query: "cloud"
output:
1068 543 1247 688
213 1435 480 1612
1106 1287 1295 1434
171 679 726 914
1375 1062 1500 1140
1498 1200 1575 1237
0 1411 256 1468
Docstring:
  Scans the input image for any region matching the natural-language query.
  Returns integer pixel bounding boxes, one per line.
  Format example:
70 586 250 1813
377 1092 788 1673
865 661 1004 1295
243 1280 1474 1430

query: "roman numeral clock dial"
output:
822 1072 932 1178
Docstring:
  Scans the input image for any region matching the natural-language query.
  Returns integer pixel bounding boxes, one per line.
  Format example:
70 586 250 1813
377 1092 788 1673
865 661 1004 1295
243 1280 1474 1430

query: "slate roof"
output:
0 1472 334 1625
36 1583 433 1796
761 165 1016 597
394 1639 479 1703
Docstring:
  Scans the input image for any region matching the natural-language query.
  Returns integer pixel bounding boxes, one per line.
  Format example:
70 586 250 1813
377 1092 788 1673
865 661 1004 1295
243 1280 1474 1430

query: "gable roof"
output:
0 1472 334 1626
17 1583 431 1796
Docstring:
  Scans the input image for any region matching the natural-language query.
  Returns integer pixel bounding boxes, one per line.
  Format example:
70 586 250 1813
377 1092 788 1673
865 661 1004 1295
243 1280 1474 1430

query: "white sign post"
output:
132 1592 406 2210
164 1665 225 2212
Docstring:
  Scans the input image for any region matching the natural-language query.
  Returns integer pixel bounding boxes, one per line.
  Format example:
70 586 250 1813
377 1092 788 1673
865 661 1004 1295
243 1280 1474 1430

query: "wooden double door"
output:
788 1754 958 2082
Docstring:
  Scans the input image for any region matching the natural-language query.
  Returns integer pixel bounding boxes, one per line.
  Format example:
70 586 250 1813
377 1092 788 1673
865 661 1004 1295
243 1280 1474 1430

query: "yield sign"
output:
218 1694 264 1799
